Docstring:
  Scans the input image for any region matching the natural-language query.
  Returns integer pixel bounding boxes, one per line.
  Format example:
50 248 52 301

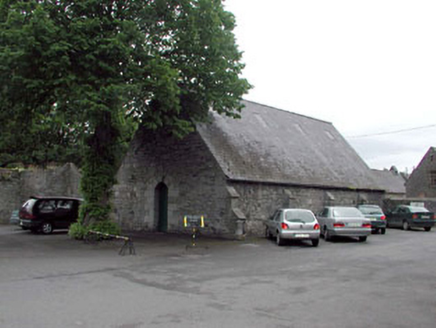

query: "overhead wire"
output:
346 124 436 139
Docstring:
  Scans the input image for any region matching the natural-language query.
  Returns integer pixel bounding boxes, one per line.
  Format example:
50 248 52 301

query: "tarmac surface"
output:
1 224 436 328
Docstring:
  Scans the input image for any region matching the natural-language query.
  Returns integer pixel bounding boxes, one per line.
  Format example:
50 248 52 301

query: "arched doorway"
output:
155 182 168 232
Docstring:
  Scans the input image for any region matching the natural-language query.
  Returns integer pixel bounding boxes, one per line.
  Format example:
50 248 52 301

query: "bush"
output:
90 220 121 236
68 222 89 240
68 220 121 240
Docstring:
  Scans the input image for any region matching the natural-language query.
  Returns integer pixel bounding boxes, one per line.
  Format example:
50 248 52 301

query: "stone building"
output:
406 147 436 198
113 101 384 236
371 167 406 198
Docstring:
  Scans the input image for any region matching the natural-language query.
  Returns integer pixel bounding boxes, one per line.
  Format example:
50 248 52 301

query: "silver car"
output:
317 206 371 242
266 209 320 247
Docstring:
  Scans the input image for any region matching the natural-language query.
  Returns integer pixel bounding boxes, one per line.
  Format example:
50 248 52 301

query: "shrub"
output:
68 222 89 240
68 220 122 240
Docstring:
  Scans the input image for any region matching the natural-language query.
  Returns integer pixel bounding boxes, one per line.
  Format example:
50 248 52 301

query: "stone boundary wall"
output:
383 197 436 213
0 169 22 224
229 180 385 235
0 164 81 224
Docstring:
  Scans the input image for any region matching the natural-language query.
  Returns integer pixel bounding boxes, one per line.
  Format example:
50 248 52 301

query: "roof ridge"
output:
242 99 332 125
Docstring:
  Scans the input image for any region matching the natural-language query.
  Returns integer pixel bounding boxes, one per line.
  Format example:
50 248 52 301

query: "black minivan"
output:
19 196 82 234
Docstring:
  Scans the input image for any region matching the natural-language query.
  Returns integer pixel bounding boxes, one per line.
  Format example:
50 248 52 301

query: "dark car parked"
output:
357 204 387 234
386 205 435 231
19 196 82 234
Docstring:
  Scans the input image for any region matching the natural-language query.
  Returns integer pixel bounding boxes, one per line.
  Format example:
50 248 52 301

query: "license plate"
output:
369 218 377 221
295 234 309 238
347 223 360 227
421 215 430 219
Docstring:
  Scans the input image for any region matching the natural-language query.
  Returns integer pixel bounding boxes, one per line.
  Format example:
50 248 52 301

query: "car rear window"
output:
285 211 315 223
409 207 429 213
359 206 383 215
21 199 37 214
333 207 363 217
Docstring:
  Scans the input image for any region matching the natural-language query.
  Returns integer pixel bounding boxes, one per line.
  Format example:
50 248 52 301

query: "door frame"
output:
155 182 168 232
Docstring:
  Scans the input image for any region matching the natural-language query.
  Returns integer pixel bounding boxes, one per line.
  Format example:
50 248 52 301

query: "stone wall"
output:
113 128 233 235
0 164 81 224
0 169 22 223
383 197 436 213
229 180 384 235
406 148 436 198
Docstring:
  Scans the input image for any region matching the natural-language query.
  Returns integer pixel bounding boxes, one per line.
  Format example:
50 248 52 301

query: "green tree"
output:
0 0 250 229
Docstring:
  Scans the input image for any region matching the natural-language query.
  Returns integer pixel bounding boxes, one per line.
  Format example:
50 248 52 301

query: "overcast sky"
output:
224 0 436 173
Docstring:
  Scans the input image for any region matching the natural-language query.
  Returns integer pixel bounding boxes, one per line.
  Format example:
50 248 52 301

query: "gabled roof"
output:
408 147 436 179
418 147 436 167
197 100 382 190
371 169 406 194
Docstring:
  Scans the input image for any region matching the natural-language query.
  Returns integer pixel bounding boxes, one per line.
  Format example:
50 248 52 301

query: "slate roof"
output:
371 169 406 194
196 100 382 190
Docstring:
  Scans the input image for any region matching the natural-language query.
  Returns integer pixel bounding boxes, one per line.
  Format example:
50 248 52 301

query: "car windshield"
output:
409 206 429 213
333 207 363 217
359 206 383 215
285 211 315 223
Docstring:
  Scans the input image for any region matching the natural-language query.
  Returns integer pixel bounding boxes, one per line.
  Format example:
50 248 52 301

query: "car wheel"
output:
424 227 432 232
311 239 319 247
402 221 410 231
359 236 367 242
41 222 53 234
276 233 285 246
380 228 386 235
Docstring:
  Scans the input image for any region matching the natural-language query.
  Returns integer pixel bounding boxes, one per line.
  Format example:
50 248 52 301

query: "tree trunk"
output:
81 112 119 227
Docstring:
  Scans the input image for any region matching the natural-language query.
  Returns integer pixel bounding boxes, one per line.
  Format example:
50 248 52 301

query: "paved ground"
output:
1 224 436 328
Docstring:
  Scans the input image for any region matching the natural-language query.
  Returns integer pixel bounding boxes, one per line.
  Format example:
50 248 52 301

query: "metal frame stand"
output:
85 231 136 256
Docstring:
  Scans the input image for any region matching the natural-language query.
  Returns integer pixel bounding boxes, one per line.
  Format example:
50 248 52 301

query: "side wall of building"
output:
406 149 436 198
113 128 234 234
228 181 384 234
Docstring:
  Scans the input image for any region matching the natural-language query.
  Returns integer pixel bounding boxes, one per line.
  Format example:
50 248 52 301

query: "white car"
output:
266 209 320 247
317 206 371 242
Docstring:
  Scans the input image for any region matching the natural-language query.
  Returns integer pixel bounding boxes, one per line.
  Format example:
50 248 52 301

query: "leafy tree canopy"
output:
0 0 250 227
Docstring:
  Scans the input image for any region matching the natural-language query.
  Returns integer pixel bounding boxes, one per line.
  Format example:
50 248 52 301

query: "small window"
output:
430 171 436 188
274 211 282 222
325 191 335 201
320 208 329 217
38 200 57 213
254 114 268 129
269 211 278 221
58 200 73 210
325 131 335 140
294 123 305 134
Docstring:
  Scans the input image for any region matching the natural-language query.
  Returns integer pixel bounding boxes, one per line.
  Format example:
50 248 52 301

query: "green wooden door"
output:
156 182 168 232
